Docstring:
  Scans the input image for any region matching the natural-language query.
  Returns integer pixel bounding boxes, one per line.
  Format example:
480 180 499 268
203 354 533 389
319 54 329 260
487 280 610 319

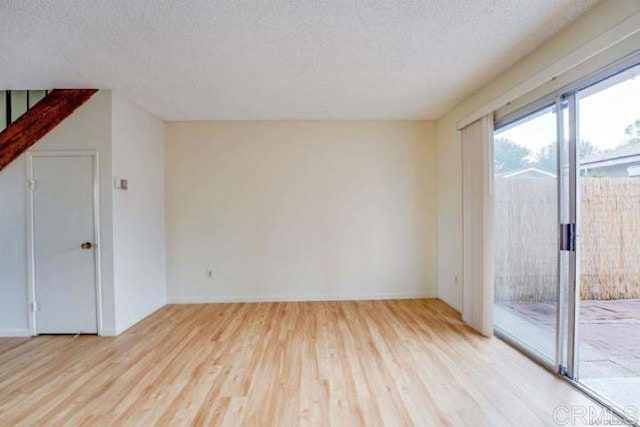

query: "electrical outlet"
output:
207 269 213 278
454 275 459 285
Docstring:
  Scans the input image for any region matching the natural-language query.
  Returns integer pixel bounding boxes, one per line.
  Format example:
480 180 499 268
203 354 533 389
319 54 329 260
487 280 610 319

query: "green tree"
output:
623 119 640 146
533 140 598 173
494 138 530 174
579 140 598 160
534 143 556 173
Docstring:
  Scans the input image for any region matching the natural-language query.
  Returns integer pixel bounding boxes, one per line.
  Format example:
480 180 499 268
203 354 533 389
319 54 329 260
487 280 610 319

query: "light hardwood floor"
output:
0 299 608 426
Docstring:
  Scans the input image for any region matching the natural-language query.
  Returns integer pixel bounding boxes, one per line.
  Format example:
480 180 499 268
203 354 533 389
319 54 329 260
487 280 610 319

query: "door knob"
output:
81 242 93 250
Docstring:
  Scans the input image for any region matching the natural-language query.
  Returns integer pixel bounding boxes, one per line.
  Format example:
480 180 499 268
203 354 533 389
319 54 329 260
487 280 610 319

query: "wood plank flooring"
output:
0 299 609 426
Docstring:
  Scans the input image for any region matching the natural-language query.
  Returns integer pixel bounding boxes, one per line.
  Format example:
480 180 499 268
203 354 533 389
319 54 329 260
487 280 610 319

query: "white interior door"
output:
31 154 99 334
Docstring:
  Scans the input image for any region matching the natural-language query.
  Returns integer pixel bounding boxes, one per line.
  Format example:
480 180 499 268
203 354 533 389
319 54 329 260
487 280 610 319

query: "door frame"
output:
492 51 640 425
26 150 103 336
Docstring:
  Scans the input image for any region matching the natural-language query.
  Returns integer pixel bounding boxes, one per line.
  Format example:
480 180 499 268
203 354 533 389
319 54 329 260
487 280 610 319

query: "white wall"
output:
166 121 437 302
112 93 166 334
435 0 640 310
0 91 116 336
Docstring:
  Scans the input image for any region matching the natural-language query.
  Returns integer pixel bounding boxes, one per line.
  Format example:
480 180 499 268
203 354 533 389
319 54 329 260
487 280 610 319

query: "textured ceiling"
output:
0 0 596 120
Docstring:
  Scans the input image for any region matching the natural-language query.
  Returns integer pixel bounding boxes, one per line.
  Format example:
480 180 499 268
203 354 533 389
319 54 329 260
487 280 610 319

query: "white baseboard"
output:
100 327 117 337
438 294 461 312
0 328 31 337
111 301 167 336
168 292 437 304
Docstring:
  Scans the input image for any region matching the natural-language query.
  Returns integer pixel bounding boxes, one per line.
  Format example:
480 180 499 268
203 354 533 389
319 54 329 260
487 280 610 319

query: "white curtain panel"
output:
461 114 494 337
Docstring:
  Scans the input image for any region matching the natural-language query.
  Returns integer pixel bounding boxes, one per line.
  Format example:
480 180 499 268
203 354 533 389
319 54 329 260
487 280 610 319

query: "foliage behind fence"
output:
494 177 640 302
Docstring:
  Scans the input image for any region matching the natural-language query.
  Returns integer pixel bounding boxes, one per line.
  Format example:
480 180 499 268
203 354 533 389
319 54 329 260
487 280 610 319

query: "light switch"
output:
114 177 128 190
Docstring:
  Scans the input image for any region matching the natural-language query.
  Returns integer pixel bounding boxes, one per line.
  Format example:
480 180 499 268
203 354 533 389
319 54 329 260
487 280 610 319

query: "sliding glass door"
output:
574 63 640 410
493 57 640 419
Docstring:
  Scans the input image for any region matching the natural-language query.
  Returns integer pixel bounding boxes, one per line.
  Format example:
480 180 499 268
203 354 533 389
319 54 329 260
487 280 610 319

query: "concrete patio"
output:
496 299 640 409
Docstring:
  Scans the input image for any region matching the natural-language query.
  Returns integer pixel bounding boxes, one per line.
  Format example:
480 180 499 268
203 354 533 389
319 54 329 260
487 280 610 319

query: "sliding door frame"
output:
565 92 580 380
493 50 640 426
555 95 567 374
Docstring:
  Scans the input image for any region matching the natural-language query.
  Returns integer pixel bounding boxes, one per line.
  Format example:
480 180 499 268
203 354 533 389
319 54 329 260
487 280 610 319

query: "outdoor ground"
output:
496 299 640 410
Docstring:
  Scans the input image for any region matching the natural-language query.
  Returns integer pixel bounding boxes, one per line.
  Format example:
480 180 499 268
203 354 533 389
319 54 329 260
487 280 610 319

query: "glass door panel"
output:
493 105 559 361
575 64 640 409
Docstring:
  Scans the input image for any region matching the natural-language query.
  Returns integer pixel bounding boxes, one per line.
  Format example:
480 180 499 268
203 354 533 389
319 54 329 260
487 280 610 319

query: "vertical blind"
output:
461 114 494 337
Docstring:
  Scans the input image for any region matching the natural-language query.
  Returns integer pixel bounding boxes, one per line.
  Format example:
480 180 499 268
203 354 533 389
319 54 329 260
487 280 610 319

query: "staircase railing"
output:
0 90 51 133
0 89 98 171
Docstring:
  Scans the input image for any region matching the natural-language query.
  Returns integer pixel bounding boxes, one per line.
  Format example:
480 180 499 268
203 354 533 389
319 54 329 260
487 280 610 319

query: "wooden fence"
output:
494 177 640 302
